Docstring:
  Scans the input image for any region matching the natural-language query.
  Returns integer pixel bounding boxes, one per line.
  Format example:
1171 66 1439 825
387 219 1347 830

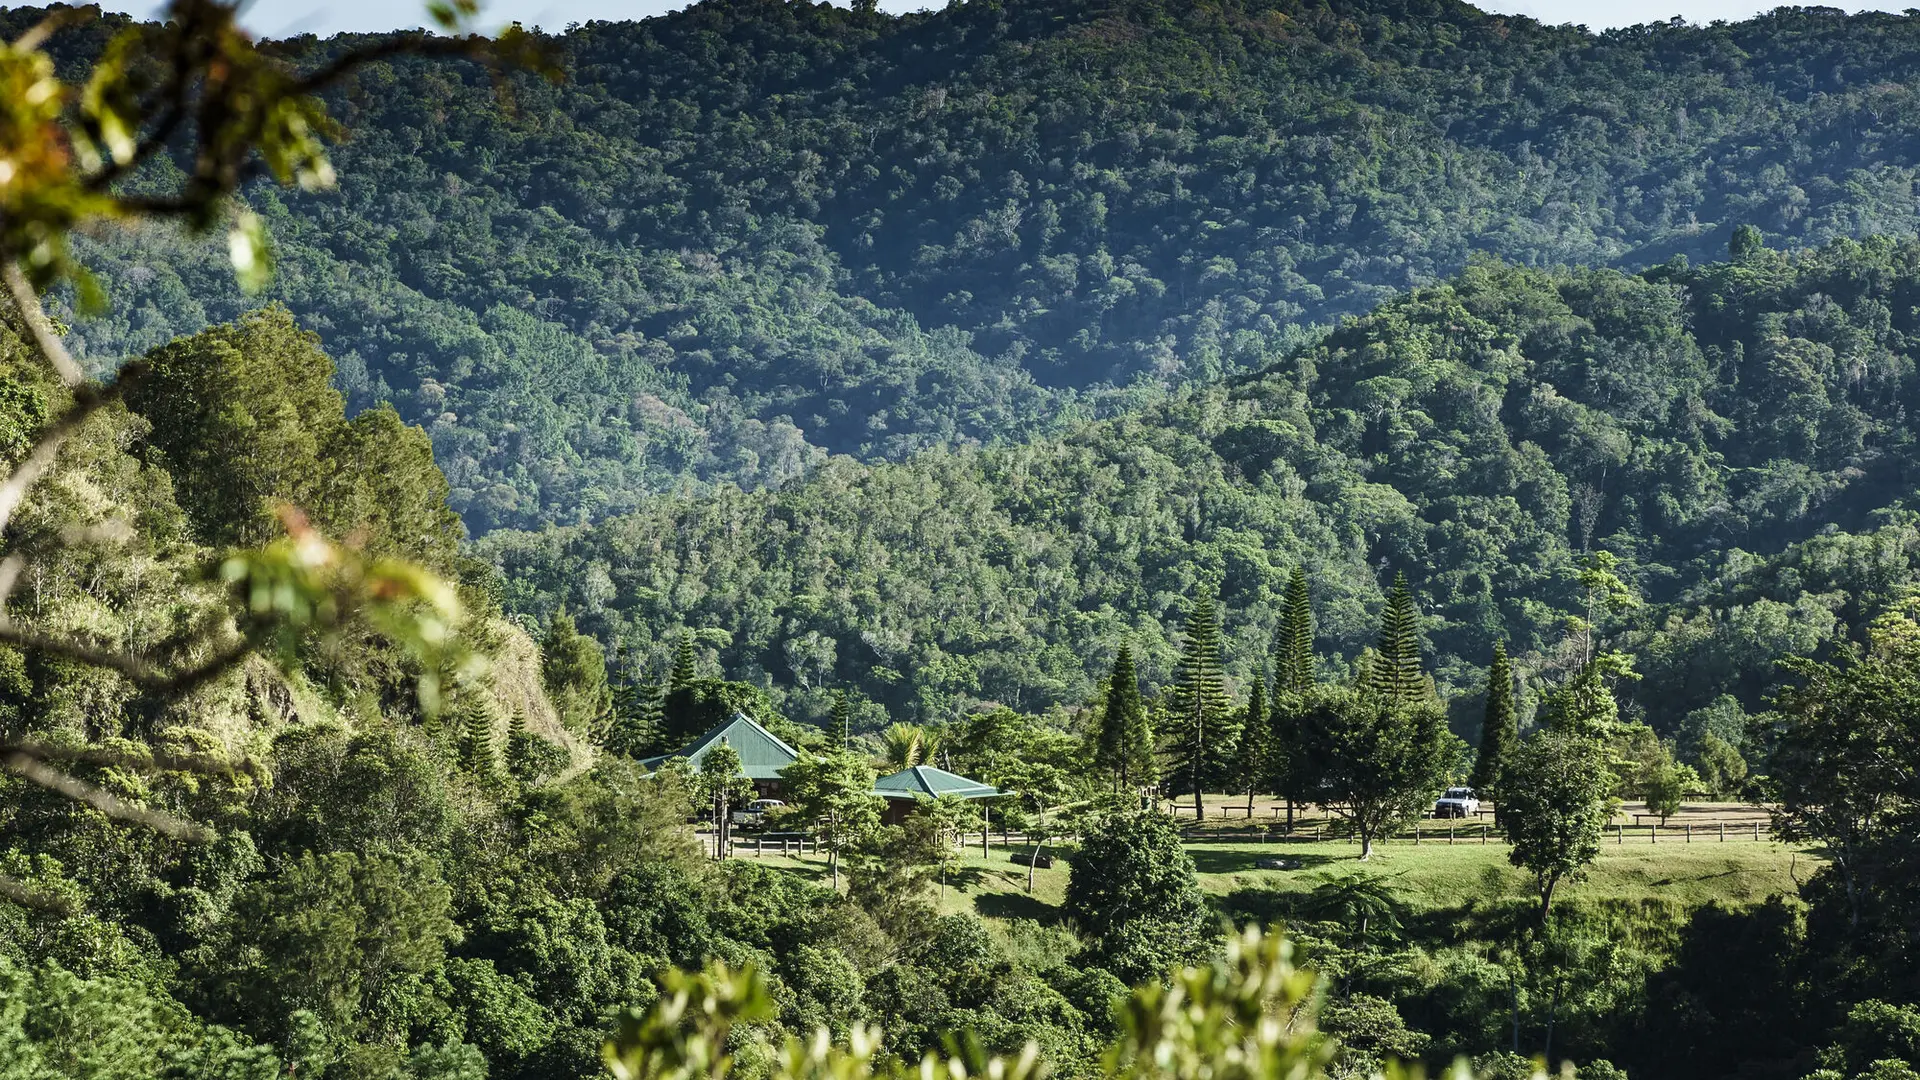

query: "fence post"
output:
1650 824 1657 844
1719 823 1725 842
1482 823 1489 844
1617 823 1623 844
1754 822 1761 842
1449 822 1455 845
1414 823 1420 845
1687 824 1692 843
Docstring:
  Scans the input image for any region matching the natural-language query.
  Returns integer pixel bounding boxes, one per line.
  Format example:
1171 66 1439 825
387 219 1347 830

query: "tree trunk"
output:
1246 784 1255 817
1545 983 1560 1063
1286 797 1294 832
1539 875 1558 926
1510 973 1521 1054
1358 824 1373 861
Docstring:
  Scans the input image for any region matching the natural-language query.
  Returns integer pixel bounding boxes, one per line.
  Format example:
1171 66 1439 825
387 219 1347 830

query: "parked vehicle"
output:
1433 787 1480 818
731 798 786 828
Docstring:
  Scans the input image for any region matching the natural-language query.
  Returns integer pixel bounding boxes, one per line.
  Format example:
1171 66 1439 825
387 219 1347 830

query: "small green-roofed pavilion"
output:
872 764 1000 801
640 712 799 780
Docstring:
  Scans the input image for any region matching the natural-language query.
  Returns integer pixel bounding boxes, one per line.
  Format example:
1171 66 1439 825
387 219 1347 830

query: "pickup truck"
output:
730 799 786 828
1432 787 1481 818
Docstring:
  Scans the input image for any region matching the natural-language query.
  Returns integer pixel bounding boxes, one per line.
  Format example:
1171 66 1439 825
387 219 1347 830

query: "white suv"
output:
1433 787 1480 818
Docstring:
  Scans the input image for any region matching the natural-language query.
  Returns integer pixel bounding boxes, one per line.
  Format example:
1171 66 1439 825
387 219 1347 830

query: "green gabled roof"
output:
641 712 799 780
873 765 1000 801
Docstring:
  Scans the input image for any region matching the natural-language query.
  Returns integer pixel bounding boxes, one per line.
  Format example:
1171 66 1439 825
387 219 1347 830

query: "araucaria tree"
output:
1095 645 1154 792
829 690 852 749
1165 597 1238 821
1268 570 1317 830
1369 572 1427 703
1237 676 1271 816
1472 643 1519 795
1275 568 1316 694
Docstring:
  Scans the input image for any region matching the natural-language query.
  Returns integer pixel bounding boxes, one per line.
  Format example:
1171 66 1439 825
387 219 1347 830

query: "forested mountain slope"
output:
24 0 1920 528
481 236 1920 742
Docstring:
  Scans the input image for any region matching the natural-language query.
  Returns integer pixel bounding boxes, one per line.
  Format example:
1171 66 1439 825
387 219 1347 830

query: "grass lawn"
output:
734 834 1823 924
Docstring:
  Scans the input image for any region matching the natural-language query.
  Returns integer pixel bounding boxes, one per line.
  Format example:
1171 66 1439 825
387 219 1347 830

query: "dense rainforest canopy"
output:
483 235 1920 748
19 0 1920 527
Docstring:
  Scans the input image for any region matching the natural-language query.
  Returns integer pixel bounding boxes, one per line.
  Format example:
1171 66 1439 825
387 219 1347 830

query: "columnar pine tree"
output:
1096 646 1154 793
1369 572 1427 703
1471 643 1519 795
662 631 706 748
607 679 659 758
506 707 535 784
458 695 497 781
1239 676 1271 816
1276 568 1316 693
1166 597 1237 821
829 690 852 749
671 632 699 690
1269 570 1317 831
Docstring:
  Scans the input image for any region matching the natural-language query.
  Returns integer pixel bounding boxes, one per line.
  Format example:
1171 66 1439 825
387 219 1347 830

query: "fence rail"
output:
703 819 1778 858
1177 819 1776 845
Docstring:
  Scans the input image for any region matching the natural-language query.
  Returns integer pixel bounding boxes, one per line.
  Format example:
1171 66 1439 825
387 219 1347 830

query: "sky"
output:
95 0 1920 38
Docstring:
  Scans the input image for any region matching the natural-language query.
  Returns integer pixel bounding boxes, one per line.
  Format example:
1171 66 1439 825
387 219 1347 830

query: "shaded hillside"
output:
23 0 1920 527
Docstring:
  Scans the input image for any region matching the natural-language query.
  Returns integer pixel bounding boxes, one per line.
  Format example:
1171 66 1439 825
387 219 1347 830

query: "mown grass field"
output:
739 831 1823 925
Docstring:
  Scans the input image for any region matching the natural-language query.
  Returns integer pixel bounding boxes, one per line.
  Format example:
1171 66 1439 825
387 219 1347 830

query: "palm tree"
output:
1298 870 1405 949
880 722 927 769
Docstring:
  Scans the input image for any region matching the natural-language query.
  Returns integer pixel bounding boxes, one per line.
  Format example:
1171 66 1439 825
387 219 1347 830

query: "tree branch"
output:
0 873 75 913
292 32 497 98
0 363 145 540
2 262 84 386
4 750 211 840
0 621 258 696
2 737 263 781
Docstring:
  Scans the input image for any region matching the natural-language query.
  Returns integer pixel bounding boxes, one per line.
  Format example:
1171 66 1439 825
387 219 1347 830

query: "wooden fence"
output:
1179 819 1775 845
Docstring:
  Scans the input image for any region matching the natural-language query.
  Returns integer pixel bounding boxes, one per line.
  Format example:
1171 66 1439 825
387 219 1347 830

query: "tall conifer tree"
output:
1167 597 1237 821
1096 646 1154 792
1276 568 1315 693
1268 569 1317 831
1471 643 1518 793
1238 676 1271 816
670 632 699 690
458 695 497 781
830 690 852 749
1369 572 1426 702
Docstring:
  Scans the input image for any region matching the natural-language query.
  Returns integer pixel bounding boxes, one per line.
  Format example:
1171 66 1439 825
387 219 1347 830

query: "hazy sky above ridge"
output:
97 0 1920 39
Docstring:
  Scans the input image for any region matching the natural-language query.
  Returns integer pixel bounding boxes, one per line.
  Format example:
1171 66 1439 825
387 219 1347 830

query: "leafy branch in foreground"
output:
604 928 1492 1080
0 0 525 898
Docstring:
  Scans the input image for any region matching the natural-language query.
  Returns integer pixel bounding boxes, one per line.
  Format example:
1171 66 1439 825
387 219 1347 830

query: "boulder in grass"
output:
1256 857 1297 870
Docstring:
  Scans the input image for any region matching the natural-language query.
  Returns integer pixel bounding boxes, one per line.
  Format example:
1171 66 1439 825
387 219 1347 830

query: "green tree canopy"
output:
1063 810 1214 985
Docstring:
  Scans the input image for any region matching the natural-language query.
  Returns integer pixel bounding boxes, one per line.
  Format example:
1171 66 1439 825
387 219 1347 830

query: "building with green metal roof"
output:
872 764 1001 823
640 712 800 796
